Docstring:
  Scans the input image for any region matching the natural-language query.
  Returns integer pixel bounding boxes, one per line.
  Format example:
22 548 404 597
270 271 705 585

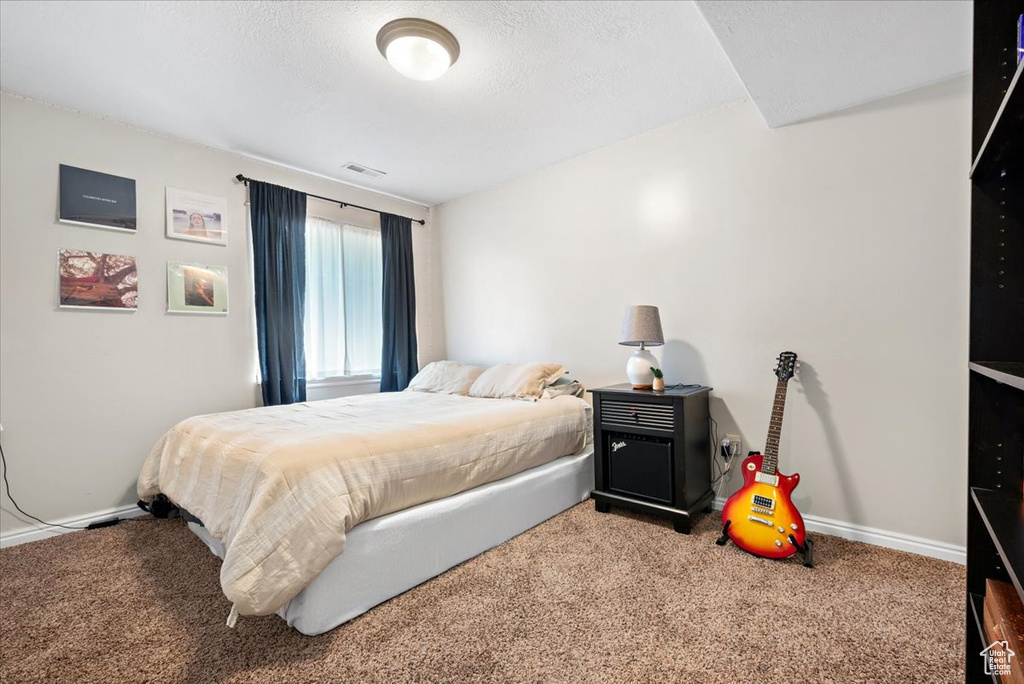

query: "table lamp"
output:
620 305 664 389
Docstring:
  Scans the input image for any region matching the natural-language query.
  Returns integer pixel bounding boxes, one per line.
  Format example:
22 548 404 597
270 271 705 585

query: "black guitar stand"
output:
715 519 731 546
789 533 815 568
715 518 814 568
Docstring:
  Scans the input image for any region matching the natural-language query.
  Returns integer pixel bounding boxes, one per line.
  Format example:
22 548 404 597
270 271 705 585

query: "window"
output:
304 216 383 379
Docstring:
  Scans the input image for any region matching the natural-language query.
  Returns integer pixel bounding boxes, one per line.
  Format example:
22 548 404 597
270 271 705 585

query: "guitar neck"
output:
762 378 789 476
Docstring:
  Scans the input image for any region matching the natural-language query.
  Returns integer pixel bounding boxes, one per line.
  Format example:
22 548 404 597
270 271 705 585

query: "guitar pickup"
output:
755 472 779 487
752 494 775 510
747 515 773 527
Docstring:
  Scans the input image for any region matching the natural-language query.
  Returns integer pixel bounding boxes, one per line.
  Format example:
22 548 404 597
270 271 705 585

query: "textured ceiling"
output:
697 0 972 128
0 0 744 205
0 1 972 205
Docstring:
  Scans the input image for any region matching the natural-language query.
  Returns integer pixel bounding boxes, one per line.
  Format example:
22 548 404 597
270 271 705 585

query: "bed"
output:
138 376 592 635
189 444 593 634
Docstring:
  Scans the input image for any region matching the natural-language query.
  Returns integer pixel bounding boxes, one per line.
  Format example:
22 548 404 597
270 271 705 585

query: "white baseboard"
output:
0 503 148 548
2 498 967 564
712 498 966 565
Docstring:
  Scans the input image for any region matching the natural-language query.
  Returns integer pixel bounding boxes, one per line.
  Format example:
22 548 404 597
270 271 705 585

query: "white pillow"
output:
405 360 485 395
468 363 567 400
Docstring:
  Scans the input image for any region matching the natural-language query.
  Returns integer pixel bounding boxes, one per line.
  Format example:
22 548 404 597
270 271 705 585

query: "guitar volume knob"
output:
774 540 783 547
790 523 798 530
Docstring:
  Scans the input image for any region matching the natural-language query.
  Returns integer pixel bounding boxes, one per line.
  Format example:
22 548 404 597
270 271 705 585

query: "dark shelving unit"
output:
972 488 1024 598
969 362 1024 391
966 2 1024 682
971 60 1023 180
967 592 1000 684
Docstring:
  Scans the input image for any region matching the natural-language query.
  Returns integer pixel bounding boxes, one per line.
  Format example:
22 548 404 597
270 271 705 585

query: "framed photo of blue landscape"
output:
58 165 137 232
166 187 227 245
166 262 228 314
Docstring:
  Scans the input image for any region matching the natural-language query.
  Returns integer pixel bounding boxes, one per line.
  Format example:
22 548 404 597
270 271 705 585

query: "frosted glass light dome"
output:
377 18 460 82
385 36 451 81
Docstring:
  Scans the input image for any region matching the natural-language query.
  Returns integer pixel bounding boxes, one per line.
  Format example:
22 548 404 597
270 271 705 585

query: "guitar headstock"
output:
774 351 799 382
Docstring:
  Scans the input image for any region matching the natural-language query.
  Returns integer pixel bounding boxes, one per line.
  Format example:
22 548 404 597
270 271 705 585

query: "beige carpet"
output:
0 504 964 683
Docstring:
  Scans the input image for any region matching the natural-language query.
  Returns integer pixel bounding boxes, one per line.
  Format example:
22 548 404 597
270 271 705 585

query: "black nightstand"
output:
589 383 713 534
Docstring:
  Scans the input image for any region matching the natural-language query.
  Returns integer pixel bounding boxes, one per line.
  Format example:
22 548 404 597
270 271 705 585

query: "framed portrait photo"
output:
58 249 138 310
59 165 137 232
166 187 227 245
167 262 228 314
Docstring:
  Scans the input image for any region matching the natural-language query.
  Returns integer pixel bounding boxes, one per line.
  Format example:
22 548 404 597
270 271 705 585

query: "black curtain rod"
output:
235 174 426 225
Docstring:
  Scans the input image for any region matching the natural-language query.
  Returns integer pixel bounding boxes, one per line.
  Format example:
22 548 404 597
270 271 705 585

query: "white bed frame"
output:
189 445 594 635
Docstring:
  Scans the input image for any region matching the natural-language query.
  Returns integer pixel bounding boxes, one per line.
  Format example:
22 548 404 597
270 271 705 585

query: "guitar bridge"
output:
747 515 773 527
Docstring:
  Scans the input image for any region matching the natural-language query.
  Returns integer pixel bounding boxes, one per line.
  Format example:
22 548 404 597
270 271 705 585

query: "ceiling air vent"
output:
343 162 387 179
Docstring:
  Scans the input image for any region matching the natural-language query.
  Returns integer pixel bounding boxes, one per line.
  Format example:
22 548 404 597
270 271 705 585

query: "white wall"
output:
0 94 443 537
435 78 971 546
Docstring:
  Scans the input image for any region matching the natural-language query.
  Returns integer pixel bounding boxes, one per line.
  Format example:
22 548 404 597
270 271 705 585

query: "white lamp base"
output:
626 348 658 389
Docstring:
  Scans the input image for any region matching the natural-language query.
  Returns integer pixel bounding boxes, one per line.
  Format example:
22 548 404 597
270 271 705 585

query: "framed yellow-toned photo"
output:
166 262 228 314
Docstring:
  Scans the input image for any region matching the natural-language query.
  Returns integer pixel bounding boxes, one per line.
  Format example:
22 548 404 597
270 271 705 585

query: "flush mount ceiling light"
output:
376 18 460 81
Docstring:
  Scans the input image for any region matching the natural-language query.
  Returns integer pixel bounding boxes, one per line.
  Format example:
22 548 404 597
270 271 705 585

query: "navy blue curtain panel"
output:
249 181 308 405
380 212 418 392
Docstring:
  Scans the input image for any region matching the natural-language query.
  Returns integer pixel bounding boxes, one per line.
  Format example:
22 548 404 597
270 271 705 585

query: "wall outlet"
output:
724 434 741 459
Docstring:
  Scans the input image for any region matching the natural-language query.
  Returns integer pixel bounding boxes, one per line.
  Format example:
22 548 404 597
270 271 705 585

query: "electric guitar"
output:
718 351 812 565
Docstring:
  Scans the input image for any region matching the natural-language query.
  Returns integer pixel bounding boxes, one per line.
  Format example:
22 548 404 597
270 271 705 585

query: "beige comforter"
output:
137 392 590 616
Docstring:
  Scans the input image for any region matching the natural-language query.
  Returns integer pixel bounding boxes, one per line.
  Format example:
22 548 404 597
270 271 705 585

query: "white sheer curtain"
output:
341 224 383 375
304 216 383 379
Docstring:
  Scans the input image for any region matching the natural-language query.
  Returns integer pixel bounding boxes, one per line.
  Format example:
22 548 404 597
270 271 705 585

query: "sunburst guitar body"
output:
718 351 813 565
721 453 805 559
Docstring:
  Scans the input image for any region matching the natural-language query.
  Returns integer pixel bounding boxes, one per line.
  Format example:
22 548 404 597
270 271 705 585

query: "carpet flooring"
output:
1 504 964 683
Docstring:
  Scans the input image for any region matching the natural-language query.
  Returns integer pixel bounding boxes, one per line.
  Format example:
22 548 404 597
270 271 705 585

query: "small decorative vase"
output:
626 347 658 389
652 377 665 392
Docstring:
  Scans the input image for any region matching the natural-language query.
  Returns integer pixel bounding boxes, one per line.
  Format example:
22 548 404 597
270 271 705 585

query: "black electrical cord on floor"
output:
0 442 156 531
0 441 86 530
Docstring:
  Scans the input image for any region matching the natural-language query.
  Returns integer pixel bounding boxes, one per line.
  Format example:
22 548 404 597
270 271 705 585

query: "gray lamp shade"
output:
620 305 664 347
